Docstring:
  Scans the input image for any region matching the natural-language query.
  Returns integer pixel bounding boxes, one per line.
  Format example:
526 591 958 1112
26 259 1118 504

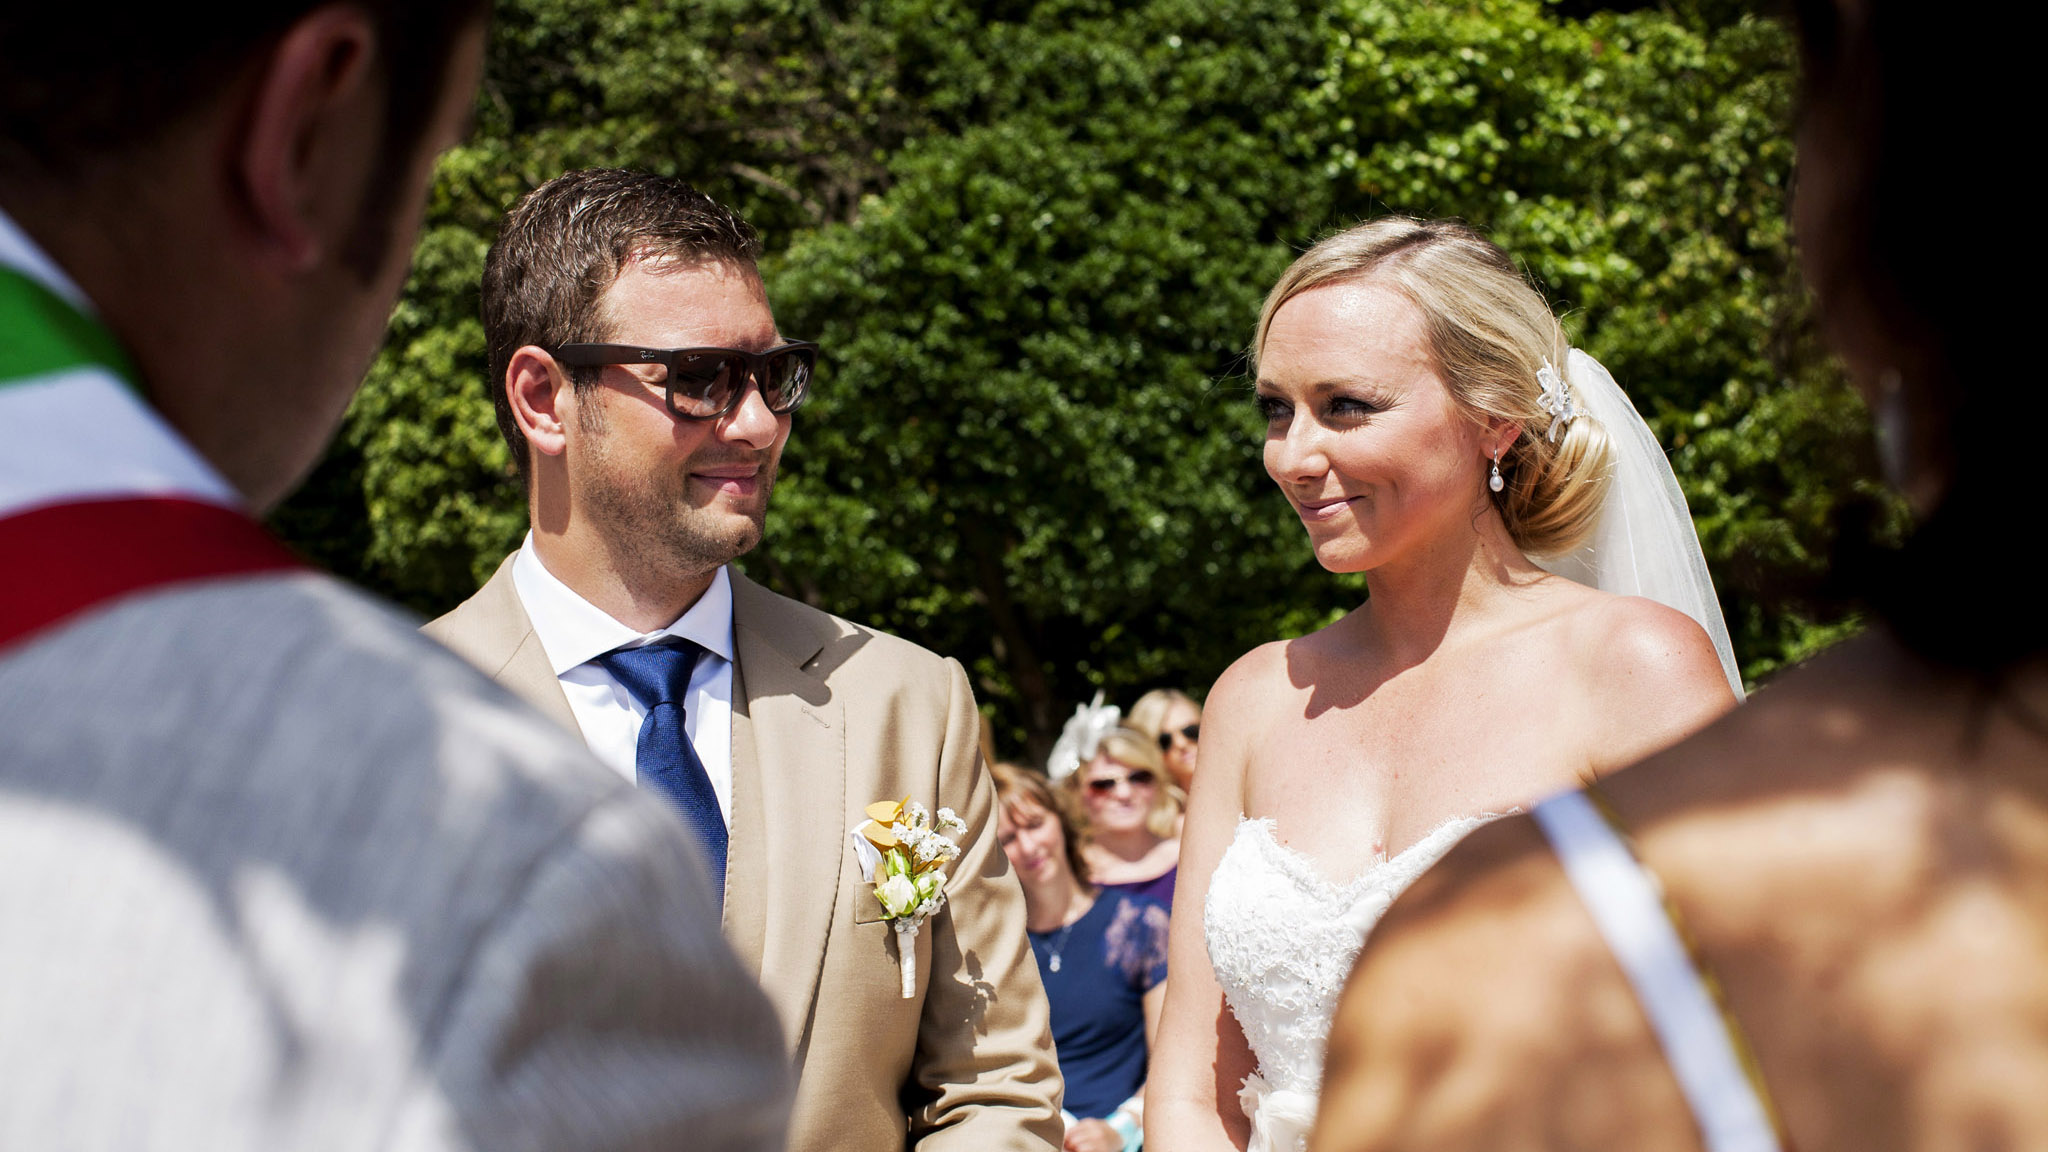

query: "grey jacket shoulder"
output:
0 571 787 1152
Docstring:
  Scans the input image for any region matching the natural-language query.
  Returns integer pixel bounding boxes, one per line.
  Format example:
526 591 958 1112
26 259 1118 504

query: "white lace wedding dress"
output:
1205 815 1501 1152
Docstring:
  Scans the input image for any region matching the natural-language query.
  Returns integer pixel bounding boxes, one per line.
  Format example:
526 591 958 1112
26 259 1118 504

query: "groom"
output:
426 169 1061 1152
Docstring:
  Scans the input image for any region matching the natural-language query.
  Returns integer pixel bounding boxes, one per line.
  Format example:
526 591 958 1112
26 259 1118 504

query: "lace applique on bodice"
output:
1205 814 1500 1152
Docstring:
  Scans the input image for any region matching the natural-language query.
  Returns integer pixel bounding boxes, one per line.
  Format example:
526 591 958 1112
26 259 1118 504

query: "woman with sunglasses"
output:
1069 727 1184 911
1148 217 1744 1152
994 763 1168 1152
1129 688 1203 793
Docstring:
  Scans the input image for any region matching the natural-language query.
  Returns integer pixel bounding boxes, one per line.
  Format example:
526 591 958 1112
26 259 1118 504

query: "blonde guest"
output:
1068 727 1183 910
1128 688 1202 792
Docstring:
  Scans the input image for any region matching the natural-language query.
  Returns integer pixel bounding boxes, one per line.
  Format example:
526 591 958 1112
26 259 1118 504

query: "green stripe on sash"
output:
0 265 139 393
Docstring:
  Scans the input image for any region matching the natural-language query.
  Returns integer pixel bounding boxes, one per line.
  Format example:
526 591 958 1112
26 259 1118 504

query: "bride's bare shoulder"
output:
1200 642 1290 744
1207 626 1339 715
1549 587 1737 770
1546 584 1718 679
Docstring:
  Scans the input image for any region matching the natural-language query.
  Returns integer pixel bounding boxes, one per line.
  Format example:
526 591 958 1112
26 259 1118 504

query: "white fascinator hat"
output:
1045 691 1122 781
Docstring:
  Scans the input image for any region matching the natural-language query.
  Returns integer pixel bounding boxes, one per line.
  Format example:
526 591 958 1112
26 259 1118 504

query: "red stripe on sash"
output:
0 497 303 650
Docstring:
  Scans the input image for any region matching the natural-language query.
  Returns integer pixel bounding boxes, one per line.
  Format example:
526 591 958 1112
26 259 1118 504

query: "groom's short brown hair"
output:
481 168 764 478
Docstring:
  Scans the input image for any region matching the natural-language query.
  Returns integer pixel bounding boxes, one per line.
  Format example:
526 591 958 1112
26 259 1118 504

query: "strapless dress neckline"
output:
1205 813 1503 1152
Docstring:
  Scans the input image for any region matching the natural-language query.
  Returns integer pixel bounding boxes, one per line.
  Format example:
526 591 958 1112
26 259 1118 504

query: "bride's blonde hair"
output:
1253 218 1612 558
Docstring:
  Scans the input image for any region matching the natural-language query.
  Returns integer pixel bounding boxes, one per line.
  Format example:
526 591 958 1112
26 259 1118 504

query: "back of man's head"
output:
482 168 764 477
1 1 485 281
3 1 490 510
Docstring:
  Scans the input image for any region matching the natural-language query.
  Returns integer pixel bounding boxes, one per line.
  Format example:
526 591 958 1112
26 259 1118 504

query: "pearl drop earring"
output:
1488 452 1504 493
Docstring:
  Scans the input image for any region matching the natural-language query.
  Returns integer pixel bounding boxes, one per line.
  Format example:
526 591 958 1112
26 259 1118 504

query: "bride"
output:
1146 217 1743 1151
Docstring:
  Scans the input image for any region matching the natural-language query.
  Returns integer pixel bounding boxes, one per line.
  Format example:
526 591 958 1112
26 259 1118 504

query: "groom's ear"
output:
507 346 571 460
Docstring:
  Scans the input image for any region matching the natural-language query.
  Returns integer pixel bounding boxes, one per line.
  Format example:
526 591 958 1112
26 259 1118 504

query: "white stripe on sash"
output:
0 367 236 519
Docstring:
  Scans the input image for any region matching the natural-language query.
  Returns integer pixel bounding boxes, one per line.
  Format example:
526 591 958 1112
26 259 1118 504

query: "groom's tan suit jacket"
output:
425 558 1062 1152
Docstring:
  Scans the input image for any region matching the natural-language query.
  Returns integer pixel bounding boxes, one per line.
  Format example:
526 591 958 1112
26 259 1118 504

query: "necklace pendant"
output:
1048 953 1062 973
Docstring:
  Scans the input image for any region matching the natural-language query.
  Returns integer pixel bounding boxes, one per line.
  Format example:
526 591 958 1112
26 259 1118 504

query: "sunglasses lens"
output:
1183 723 1200 743
668 352 742 418
1086 779 1115 794
1128 770 1156 788
1157 732 1173 751
762 348 814 413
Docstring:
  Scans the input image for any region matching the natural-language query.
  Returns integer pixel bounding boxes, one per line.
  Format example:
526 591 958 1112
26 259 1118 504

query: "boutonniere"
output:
850 797 966 997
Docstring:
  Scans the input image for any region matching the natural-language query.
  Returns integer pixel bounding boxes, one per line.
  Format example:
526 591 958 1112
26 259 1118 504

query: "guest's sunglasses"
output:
1085 770 1158 794
553 342 818 421
1157 723 1200 751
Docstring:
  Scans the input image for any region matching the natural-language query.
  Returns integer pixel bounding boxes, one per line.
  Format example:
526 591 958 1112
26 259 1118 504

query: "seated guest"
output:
1128 689 1202 793
994 764 1167 1152
1071 728 1183 908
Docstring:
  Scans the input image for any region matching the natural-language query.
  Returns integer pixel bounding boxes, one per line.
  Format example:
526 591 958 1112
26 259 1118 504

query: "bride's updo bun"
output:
1253 218 1613 558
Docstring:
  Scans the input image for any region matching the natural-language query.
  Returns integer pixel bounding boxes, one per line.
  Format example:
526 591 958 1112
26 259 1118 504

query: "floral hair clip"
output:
1537 358 1582 442
851 797 966 997
1045 690 1121 781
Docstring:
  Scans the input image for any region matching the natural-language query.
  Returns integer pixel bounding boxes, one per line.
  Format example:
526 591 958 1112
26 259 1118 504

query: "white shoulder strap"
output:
1532 790 1782 1152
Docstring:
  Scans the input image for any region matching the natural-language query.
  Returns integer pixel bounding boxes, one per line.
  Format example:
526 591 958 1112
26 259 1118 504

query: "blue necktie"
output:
596 640 726 906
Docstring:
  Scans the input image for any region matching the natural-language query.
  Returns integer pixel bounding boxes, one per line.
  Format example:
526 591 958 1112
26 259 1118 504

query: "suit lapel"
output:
725 571 844 1058
424 554 579 734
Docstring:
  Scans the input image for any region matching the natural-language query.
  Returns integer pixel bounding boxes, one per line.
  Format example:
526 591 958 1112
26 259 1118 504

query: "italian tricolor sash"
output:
0 258 301 651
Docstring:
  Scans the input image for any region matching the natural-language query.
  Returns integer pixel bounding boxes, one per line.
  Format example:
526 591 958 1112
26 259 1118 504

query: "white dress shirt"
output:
510 533 735 826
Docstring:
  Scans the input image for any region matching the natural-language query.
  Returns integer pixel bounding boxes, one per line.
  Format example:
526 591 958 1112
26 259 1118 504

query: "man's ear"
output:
508 347 572 459
235 6 380 272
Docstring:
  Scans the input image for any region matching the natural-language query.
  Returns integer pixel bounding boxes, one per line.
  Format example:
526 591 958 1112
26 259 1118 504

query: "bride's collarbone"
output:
1249 717 1579 791
1288 605 1594 703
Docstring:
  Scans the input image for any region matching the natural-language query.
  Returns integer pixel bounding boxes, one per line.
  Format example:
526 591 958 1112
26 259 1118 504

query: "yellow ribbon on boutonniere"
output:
849 796 967 997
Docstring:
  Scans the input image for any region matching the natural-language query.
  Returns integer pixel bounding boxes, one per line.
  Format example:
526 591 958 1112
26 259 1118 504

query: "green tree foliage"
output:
762 0 1348 759
270 0 1890 759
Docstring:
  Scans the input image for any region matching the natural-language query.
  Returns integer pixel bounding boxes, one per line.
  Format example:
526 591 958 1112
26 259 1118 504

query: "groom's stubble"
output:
576 391 782 587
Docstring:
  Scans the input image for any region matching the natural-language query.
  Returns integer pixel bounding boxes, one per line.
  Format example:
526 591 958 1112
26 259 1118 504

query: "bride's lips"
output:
1295 494 1358 521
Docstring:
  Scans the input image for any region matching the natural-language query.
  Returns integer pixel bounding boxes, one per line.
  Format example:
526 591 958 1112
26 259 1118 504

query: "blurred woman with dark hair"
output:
1313 3 2048 1149
994 764 1168 1152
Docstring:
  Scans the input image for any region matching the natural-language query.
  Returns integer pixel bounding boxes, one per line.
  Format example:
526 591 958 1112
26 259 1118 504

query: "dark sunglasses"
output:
1085 769 1157 795
1157 723 1200 751
553 342 818 421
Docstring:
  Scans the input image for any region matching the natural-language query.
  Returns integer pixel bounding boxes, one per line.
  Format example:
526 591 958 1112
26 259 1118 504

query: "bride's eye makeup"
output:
1323 393 1383 420
1252 392 1291 422
1254 383 1386 426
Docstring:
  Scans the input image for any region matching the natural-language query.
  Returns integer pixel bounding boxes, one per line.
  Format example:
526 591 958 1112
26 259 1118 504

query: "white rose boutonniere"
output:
850 796 967 997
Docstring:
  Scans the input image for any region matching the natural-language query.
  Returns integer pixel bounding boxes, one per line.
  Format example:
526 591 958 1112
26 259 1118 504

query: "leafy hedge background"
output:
271 0 1898 762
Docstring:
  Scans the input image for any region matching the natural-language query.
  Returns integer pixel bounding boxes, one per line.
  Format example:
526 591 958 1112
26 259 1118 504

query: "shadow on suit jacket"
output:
425 555 1064 1152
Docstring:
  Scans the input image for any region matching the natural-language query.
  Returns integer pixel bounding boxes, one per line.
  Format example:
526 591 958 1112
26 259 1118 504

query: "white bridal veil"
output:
1533 350 1745 701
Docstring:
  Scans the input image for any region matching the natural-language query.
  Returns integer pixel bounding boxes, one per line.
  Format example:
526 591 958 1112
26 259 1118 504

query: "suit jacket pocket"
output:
851 883 890 925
